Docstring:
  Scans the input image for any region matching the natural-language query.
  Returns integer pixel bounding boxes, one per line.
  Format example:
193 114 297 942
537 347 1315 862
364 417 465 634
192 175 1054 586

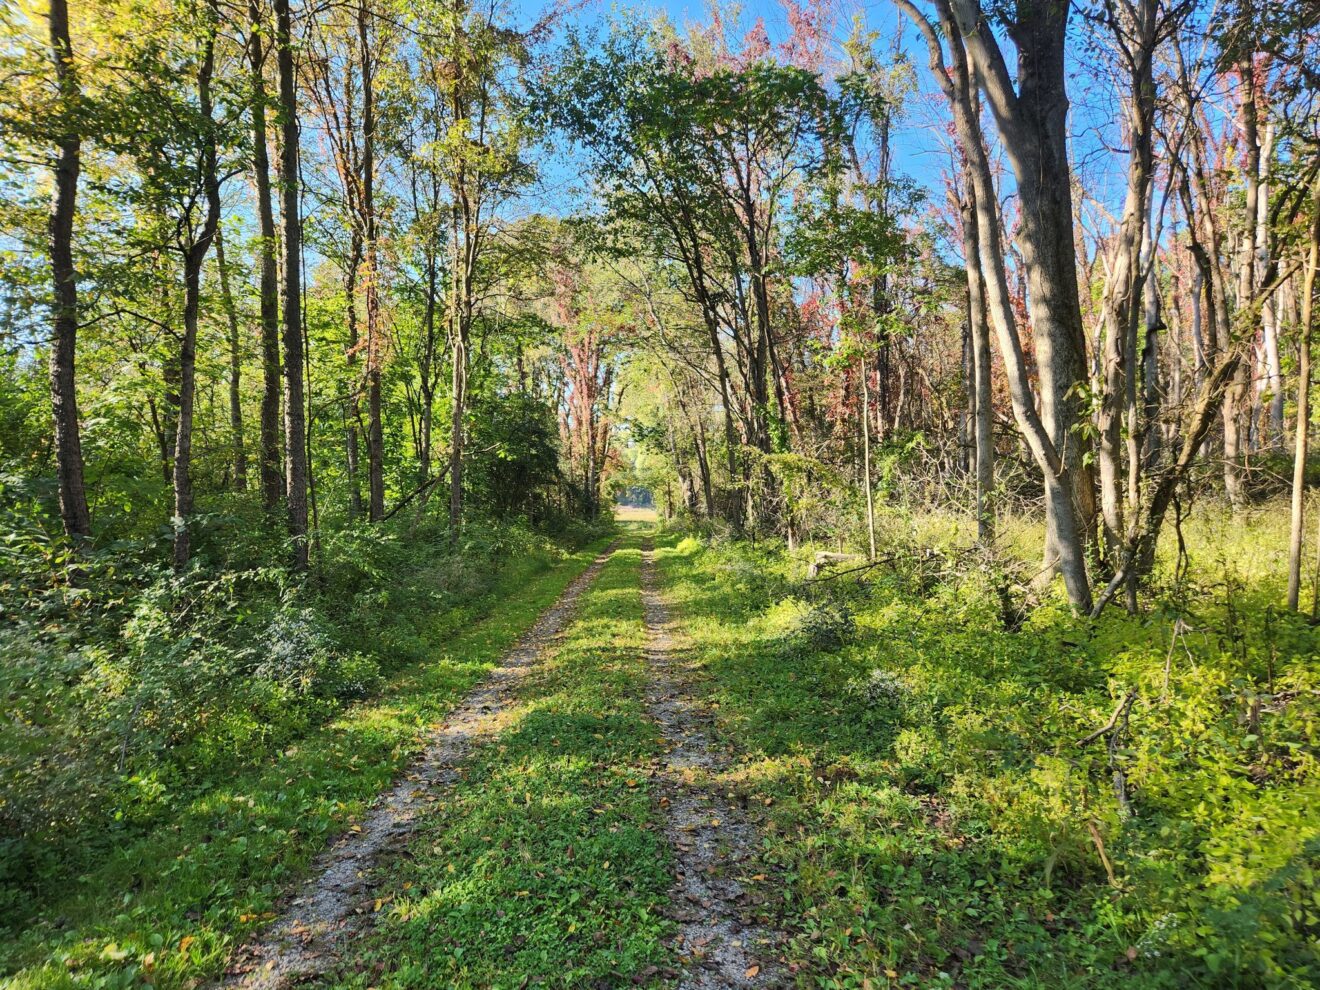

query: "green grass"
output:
653 513 1320 990
1 536 613 990
320 536 676 989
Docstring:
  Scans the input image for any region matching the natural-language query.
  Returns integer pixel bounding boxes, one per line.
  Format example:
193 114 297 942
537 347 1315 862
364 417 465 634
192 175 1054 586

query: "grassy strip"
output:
323 537 676 990
2 537 613 990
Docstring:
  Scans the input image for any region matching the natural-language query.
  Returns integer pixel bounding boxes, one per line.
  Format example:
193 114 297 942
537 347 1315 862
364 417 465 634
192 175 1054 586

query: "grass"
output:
652 507 1320 990
321 534 676 989
9 508 1316 990
1 535 613 990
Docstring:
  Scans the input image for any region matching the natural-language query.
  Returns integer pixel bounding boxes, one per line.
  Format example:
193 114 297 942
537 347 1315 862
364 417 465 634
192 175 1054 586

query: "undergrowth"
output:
0 517 613 989
656 507 1320 989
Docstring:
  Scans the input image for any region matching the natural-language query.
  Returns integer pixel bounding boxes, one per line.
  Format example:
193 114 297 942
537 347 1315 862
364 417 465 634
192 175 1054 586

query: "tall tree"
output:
1287 181 1320 610
949 0 1098 579
275 0 308 568
169 0 223 571
248 0 283 515
901 0 1094 608
214 223 248 491
358 0 385 521
46 0 93 542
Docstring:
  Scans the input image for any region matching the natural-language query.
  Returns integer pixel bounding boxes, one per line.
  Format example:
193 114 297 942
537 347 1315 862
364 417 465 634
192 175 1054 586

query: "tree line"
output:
551 0 1319 615
1 0 1318 615
1 0 627 573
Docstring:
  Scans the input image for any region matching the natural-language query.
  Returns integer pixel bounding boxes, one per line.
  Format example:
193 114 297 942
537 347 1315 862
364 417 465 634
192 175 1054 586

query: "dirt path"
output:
218 544 618 990
640 543 788 989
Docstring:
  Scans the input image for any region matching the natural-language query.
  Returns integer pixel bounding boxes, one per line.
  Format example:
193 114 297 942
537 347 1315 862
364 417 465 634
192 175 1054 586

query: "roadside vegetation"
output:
656 510 1320 988
2 0 1319 986
1 527 610 989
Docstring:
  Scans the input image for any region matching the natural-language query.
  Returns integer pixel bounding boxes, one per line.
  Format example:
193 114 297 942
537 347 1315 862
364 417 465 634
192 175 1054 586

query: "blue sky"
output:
502 0 1136 248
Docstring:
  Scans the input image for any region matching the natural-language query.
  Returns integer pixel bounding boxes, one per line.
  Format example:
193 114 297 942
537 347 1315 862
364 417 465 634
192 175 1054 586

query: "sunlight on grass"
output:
323 540 676 989
1 540 612 990
655 511 1320 989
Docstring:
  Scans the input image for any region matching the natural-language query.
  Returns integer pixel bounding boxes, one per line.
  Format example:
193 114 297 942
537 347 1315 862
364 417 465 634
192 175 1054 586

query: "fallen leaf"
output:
745 965 759 978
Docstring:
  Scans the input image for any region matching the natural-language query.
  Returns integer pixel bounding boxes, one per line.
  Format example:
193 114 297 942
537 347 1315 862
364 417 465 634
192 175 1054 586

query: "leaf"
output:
745 965 760 978
178 935 195 955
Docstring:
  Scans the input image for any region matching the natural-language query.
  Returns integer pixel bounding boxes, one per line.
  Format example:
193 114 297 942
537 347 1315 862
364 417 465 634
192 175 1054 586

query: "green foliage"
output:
327 543 674 989
0 514 588 909
465 392 562 522
656 515 1320 988
0 534 611 990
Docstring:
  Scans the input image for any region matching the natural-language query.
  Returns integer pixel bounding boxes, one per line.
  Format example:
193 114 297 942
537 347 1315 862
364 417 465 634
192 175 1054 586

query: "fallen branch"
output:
1079 689 1138 819
381 465 451 522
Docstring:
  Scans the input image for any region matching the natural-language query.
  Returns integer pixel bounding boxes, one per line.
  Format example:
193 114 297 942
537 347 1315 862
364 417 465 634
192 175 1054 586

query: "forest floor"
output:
9 514 1318 989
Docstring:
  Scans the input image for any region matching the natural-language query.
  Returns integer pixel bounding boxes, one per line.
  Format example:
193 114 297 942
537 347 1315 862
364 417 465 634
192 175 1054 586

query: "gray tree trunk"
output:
47 0 93 542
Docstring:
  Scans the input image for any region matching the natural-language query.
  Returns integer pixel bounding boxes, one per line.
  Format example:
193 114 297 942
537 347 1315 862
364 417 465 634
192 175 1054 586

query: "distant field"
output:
614 504 658 522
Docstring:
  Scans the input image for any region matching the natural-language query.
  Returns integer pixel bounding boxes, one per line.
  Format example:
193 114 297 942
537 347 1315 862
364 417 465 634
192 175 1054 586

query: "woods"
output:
7 0 1318 594
2 0 1320 986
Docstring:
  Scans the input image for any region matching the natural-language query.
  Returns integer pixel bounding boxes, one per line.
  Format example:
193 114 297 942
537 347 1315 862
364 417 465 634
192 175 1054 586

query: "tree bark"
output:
249 0 284 515
359 1 385 522
1287 183 1320 611
275 0 309 569
214 224 247 491
950 0 1097 567
172 9 222 571
957 152 994 542
1224 54 1262 511
46 0 93 542
904 0 1092 609
860 354 877 560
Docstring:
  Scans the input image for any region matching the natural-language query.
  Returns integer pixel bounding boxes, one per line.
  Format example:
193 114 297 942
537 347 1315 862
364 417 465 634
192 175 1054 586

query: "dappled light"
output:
1 0 1318 987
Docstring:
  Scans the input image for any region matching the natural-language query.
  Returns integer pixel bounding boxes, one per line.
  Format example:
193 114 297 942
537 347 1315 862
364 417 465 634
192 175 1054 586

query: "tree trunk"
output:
249 0 283 515
449 324 466 535
172 12 222 572
214 224 247 491
906 0 1092 609
860 354 877 560
951 0 1097 568
958 154 994 542
1224 54 1262 512
359 3 385 522
1287 183 1320 611
1096 0 1159 587
46 0 93 542
344 231 363 517
275 0 308 569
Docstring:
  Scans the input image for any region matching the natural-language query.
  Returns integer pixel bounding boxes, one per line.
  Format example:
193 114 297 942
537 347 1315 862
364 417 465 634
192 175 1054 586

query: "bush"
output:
0 512 582 900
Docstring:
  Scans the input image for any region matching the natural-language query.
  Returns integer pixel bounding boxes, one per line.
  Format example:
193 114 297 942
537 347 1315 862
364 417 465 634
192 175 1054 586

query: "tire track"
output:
640 542 788 989
218 543 618 989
